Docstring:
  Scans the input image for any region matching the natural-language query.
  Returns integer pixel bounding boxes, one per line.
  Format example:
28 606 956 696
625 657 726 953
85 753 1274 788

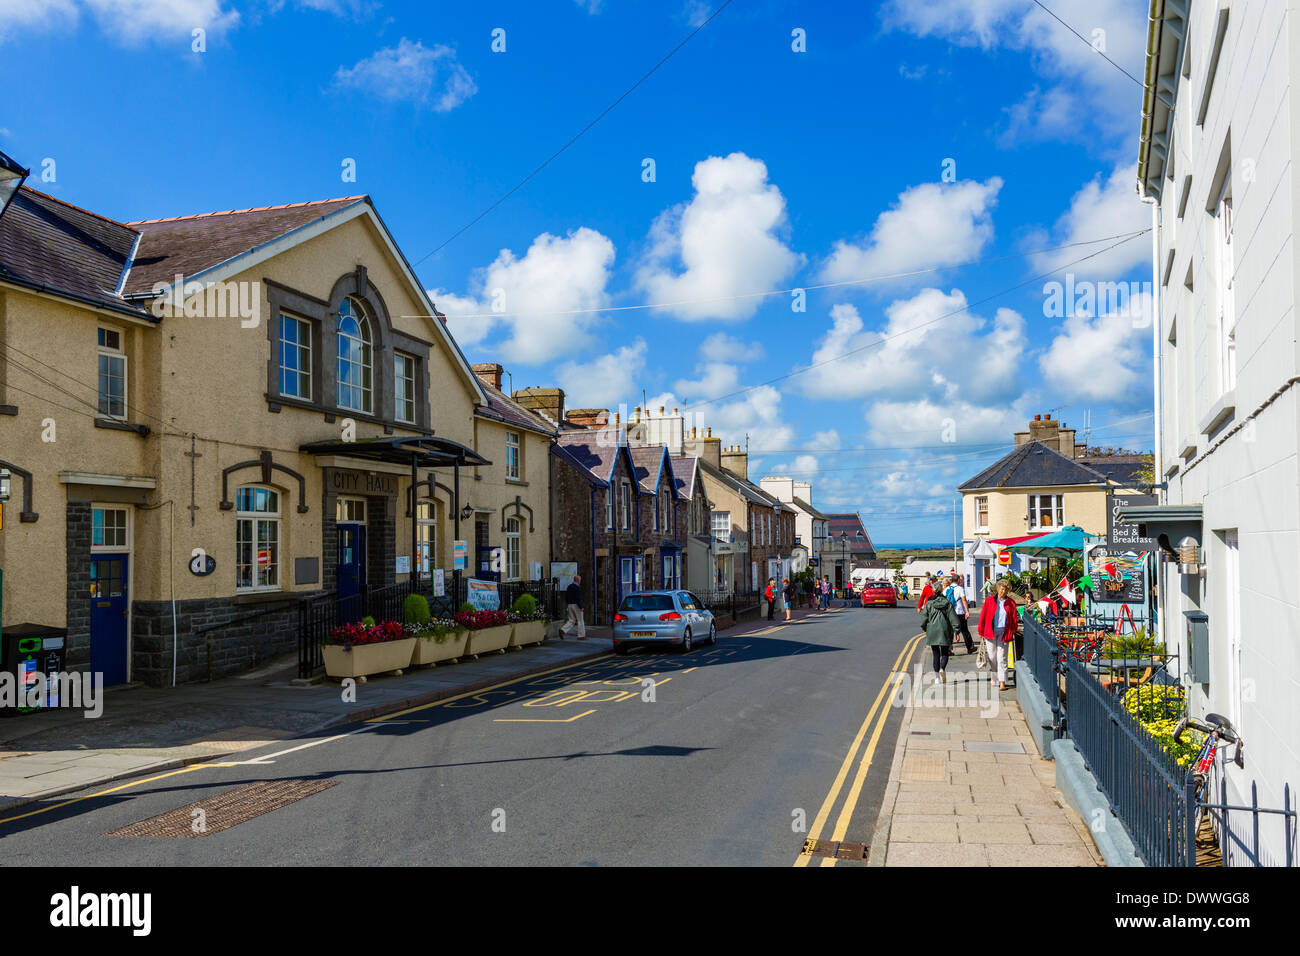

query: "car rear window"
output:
619 593 674 611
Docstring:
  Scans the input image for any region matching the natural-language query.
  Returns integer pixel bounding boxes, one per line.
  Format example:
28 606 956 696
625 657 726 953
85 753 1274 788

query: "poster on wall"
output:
433 569 445 598
530 561 543 581
465 578 501 610
395 555 410 575
453 539 468 571
551 562 578 592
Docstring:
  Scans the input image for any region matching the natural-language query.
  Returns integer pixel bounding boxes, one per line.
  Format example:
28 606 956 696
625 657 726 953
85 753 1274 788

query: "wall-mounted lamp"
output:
1177 536 1201 576
460 504 474 521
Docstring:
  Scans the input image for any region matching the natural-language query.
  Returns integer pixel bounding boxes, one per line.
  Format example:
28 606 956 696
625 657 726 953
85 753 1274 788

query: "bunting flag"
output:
1076 574 1094 593
1057 584 1077 606
1036 598 1052 616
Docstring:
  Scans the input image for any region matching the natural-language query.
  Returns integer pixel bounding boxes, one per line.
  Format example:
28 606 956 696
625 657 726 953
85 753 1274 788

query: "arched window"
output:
505 516 521 581
336 297 373 413
417 500 437 578
236 486 280 592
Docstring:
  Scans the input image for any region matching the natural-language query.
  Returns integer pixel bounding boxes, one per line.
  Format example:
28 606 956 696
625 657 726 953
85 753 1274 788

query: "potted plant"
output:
409 617 470 666
322 619 415 680
508 594 547 648
458 606 513 656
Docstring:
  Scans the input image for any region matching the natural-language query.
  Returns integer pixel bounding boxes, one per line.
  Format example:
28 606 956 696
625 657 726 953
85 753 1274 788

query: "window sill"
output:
505 477 528 486
264 393 431 435
94 418 150 437
1198 390 1236 436
232 590 292 605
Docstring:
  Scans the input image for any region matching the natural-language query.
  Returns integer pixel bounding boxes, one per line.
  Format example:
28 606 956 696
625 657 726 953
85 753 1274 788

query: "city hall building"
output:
0 161 552 685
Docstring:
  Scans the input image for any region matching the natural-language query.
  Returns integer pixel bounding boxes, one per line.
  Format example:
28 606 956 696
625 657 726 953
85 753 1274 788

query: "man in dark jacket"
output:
560 574 586 640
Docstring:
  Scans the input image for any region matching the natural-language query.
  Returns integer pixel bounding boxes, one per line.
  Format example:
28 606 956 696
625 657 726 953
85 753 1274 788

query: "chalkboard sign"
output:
1092 549 1146 604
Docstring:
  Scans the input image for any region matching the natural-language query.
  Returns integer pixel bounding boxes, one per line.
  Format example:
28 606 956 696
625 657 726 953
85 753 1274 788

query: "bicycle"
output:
1174 712 1245 837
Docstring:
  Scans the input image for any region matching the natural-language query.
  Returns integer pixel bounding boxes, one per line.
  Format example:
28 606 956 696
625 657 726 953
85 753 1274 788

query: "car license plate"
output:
630 631 655 637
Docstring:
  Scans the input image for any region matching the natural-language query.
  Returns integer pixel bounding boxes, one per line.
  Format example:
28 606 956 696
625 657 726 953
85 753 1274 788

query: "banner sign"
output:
465 578 500 611
453 539 468 571
1108 493 1158 550
433 569 445 598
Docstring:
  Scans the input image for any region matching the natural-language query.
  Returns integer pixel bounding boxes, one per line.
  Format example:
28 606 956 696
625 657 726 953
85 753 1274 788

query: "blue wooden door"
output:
89 555 129 686
337 525 366 622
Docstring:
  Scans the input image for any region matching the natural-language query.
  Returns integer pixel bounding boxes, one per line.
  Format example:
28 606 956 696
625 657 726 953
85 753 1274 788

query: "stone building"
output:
0 174 551 685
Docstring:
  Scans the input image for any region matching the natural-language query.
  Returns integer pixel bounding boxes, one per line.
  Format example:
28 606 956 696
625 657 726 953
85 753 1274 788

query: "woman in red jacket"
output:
978 578 1019 691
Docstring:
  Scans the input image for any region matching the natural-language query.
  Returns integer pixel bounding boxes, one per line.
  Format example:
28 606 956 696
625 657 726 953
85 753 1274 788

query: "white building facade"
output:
1131 0 1300 864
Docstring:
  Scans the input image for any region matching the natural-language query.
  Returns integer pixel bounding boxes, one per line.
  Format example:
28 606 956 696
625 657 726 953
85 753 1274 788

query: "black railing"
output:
1206 775 1297 868
1062 653 1195 867
1022 615 1062 737
297 577 559 678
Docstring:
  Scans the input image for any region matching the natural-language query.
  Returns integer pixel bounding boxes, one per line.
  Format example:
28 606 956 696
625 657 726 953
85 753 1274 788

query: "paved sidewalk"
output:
869 646 1104 867
1 605 812 815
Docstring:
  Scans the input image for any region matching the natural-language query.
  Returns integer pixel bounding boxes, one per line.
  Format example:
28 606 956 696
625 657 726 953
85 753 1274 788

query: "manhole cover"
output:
107 779 337 838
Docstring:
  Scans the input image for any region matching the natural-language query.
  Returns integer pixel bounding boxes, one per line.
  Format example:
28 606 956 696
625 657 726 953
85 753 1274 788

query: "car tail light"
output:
659 611 682 621
613 613 628 622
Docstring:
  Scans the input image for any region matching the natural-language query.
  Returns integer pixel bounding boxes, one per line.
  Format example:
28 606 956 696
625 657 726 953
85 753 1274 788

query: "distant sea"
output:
875 543 952 551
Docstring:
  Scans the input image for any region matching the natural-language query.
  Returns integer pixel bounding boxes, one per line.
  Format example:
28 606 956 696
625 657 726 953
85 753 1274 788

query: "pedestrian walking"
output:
921 585 961 684
916 574 935 615
945 574 975 654
783 577 793 621
559 574 586 640
977 578 1019 691
820 576 830 610
765 577 776 621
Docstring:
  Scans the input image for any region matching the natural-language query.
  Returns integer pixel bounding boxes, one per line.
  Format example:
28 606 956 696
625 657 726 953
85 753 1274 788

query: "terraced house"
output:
0 167 550 686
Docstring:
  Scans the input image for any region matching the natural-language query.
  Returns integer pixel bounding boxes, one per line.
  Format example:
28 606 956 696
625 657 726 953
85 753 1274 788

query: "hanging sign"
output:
465 578 500 610
453 539 468 571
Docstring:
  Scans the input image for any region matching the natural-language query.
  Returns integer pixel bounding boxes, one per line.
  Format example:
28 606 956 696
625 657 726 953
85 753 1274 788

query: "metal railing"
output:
1205 775 1297 868
1063 653 1196 867
1021 615 1062 736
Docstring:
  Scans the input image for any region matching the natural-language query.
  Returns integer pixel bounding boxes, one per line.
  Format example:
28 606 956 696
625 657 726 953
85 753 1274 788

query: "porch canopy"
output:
299 435 490 468
300 436 491 582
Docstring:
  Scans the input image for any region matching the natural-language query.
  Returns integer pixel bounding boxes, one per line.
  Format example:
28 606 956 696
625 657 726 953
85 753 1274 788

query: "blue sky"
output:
2 0 1157 543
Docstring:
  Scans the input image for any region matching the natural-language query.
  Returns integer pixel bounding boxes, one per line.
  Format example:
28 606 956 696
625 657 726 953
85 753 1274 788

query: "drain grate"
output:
801 838 869 861
107 779 338 838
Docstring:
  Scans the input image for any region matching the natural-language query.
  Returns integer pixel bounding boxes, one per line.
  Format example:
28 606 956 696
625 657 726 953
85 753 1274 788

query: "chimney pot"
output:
659 406 665 416
707 427 712 437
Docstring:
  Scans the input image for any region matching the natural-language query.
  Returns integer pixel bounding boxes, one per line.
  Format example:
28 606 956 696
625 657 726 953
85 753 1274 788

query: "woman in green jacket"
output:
921 591 961 684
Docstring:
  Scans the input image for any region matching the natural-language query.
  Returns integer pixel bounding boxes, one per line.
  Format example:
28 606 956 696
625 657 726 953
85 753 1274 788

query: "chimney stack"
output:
471 363 505 391
511 385 566 425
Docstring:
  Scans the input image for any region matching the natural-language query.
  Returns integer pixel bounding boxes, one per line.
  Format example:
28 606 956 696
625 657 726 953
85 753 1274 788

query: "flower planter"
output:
509 620 546 648
322 637 416 680
466 624 512 656
411 630 470 666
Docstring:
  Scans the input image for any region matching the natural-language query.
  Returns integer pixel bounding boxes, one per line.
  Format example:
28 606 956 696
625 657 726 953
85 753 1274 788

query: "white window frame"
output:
416 500 437 577
975 496 989 532
91 504 131 553
96 327 127 420
606 484 613 530
505 517 521 581
1027 494 1064 531
278 312 312 401
711 510 730 541
236 485 281 593
336 297 373 414
394 352 416 424
505 431 521 480
335 496 367 524
621 480 632 530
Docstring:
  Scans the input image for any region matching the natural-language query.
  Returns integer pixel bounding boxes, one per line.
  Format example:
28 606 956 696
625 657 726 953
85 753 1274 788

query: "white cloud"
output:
698 331 764 364
556 340 648 409
881 0 1146 146
574 0 604 12
800 291 1028 407
681 1 710 28
430 226 616 364
1038 293 1153 403
334 38 476 111
284 0 377 15
673 363 741 402
808 429 841 453
636 152 803 321
864 397 1032 449
0 0 238 43
1027 163 1150 280
820 178 1002 286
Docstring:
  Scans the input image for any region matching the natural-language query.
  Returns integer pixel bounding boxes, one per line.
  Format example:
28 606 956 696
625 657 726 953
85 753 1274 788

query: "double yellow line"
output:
794 631 924 867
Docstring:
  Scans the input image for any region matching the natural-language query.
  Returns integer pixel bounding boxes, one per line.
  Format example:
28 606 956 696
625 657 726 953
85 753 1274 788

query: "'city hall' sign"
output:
324 468 399 497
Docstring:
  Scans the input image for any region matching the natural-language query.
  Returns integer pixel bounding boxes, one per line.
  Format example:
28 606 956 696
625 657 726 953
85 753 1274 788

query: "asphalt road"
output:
0 605 923 866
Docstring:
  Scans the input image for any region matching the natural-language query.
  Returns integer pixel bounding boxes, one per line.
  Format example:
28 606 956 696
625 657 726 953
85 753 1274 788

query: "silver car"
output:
611 590 717 654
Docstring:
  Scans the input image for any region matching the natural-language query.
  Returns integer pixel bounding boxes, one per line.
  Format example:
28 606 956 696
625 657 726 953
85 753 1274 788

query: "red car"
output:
859 581 898 608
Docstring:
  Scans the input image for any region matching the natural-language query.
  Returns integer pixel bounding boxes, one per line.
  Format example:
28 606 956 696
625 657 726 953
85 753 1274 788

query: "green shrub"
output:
458 601 476 614
511 594 537 616
360 615 376 628
403 593 431 626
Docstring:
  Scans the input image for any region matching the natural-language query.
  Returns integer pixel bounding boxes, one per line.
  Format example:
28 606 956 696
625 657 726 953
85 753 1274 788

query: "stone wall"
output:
64 501 91 670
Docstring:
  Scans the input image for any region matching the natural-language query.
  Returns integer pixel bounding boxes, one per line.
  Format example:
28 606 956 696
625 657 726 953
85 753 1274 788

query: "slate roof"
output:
122 196 366 295
554 431 624 483
699 460 782 508
0 187 146 317
475 380 556 437
792 496 829 520
550 441 607 486
958 440 1109 491
628 445 675 495
826 513 877 554
1077 454 1147 486
670 455 700 500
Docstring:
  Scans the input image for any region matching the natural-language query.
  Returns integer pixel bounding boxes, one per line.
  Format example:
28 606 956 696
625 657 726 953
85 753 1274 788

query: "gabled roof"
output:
792 496 829 520
550 441 607 487
670 455 702 500
629 445 677 496
122 196 366 295
0 187 147 317
1077 454 1147 486
699 459 782 508
554 430 640 488
958 440 1109 491
826 513 876 554
475 380 557 437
